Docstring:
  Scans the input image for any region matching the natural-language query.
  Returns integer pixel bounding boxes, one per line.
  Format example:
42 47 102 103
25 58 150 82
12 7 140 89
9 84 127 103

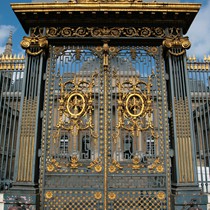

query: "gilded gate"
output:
40 43 170 209
7 1 205 209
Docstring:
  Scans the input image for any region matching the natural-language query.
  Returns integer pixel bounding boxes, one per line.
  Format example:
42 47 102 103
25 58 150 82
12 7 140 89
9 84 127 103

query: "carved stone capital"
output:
20 36 48 56
163 36 191 56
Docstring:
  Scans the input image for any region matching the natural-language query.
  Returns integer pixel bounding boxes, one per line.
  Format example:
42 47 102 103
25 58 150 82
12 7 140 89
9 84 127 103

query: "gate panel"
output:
107 46 169 209
40 45 104 209
40 45 170 209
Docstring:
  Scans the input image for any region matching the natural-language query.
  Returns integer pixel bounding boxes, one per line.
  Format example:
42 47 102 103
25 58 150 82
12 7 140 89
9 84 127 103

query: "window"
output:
123 135 133 159
146 136 155 155
81 135 91 159
60 135 69 154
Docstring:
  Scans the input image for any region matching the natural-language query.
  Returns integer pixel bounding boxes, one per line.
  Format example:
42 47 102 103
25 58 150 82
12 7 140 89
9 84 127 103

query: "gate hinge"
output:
40 110 44 118
165 73 169 80
38 148 42 157
169 149 174 157
168 111 171 118
43 73 46 80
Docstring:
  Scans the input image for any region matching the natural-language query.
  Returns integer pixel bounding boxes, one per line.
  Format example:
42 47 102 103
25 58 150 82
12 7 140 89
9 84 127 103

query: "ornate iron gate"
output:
40 43 170 209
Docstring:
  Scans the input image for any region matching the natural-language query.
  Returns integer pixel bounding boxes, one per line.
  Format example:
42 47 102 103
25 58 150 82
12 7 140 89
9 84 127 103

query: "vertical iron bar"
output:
103 46 108 210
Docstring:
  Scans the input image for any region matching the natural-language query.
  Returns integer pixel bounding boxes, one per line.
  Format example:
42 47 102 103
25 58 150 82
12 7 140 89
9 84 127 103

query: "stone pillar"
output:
4 28 48 209
163 30 208 209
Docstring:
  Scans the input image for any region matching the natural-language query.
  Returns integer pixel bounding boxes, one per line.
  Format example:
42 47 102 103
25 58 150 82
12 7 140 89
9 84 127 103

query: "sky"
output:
0 0 209 58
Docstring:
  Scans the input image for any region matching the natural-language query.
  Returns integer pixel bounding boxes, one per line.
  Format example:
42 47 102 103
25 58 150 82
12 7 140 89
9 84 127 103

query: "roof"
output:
11 2 200 35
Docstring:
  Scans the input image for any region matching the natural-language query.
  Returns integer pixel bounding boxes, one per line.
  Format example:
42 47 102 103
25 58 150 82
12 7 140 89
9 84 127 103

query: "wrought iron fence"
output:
187 57 210 193
0 55 24 191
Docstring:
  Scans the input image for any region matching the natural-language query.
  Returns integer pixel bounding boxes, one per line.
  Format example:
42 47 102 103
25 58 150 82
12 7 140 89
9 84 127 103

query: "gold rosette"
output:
157 191 166 200
94 192 102 200
45 191 53 199
108 192 116 200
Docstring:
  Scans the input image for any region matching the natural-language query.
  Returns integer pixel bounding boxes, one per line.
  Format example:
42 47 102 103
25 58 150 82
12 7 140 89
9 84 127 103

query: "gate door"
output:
40 43 170 209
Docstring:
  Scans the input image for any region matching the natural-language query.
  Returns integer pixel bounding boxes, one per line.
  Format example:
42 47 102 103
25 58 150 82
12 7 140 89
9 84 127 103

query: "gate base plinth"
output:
4 184 39 210
171 186 208 210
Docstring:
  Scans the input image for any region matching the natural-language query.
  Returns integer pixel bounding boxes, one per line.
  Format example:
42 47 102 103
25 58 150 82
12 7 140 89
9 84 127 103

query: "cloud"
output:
186 1 210 58
0 25 16 53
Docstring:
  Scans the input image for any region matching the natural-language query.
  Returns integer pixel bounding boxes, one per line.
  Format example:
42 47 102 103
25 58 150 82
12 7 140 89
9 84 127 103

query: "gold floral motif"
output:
69 155 81 169
157 191 166 200
156 165 164 173
21 36 48 56
130 156 144 170
146 47 158 57
45 191 53 199
108 192 116 200
94 192 102 200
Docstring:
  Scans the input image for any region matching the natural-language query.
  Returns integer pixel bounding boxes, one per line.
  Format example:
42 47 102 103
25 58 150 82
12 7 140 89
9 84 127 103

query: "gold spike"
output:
204 55 207 62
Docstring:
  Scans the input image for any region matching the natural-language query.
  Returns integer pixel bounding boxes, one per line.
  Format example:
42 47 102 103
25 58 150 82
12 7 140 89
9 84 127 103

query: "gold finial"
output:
204 55 207 62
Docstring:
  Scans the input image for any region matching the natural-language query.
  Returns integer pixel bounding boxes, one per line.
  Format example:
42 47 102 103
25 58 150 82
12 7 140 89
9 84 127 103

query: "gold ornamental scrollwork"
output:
55 72 98 139
46 158 68 172
46 27 165 38
163 36 191 56
51 72 98 169
109 159 123 173
21 36 48 56
87 158 103 173
148 157 164 173
113 72 155 142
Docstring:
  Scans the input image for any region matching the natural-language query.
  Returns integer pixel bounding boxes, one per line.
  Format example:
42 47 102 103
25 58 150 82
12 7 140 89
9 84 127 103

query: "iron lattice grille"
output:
40 45 170 209
44 191 102 210
110 191 167 210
